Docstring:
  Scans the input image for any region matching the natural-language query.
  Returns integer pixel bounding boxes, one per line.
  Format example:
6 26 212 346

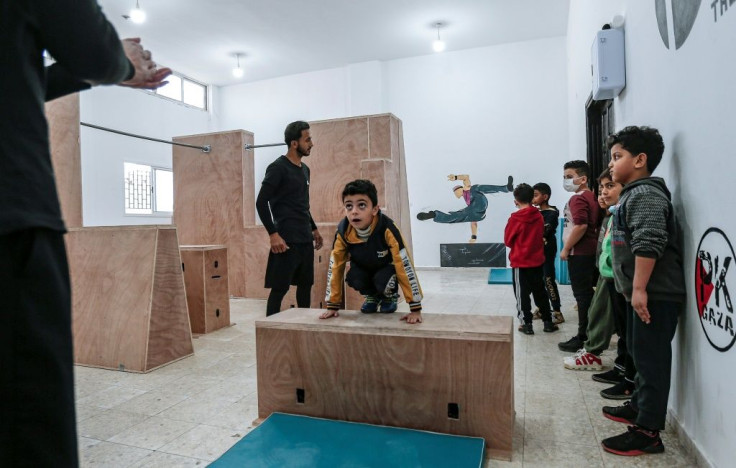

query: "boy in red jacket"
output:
505 184 560 335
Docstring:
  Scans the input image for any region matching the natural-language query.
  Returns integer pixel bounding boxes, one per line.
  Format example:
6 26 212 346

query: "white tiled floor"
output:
74 268 697 467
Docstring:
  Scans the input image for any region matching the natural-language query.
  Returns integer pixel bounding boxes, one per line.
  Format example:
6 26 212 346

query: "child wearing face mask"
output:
557 160 600 353
563 170 635 403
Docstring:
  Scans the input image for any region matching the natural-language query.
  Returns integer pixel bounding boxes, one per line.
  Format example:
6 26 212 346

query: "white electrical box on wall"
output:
591 28 625 100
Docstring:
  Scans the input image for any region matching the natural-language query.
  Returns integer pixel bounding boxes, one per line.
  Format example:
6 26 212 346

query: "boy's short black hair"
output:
563 160 590 178
513 183 534 204
284 121 310 146
606 125 665 174
597 168 612 184
342 179 378 206
533 182 551 198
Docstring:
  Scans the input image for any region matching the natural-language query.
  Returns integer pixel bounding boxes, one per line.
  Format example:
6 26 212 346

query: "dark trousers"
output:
264 242 314 316
346 263 396 297
567 255 596 339
512 266 552 324
0 229 78 467
266 285 311 317
609 281 636 381
627 300 680 430
542 251 561 311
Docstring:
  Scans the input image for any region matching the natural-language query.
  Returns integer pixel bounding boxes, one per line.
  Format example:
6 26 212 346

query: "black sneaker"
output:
360 295 379 313
416 211 436 221
602 426 665 456
506 175 514 192
602 401 638 425
601 380 635 400
558 335 584 352
543 321 559 333
593 368 624 384
518 323 534 335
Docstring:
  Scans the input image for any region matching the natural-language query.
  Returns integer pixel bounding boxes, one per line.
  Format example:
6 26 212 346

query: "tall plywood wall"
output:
45 93 83 228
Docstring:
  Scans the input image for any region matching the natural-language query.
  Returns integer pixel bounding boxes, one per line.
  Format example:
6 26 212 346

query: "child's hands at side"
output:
401 312 422 324
320 309 339 319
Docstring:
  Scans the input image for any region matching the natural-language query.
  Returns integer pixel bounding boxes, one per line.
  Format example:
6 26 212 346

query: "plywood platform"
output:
180 245 230 334
255 308 514 460
67 226 194 373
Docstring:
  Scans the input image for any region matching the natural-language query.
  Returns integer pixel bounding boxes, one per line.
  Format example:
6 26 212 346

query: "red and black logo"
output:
695 227 735 351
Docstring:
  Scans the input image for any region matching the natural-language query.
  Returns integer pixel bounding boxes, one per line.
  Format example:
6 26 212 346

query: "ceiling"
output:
98 0 569 87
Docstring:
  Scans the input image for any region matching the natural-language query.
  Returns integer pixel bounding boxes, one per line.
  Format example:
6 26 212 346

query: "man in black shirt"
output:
1 2 170 465
256 121 323 316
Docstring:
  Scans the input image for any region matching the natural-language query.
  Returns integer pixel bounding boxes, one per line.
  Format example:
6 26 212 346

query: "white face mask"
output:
563 177 583 192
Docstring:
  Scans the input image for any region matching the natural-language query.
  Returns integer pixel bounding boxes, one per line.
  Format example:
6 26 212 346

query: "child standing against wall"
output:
532 183 564 324
600 126 685 456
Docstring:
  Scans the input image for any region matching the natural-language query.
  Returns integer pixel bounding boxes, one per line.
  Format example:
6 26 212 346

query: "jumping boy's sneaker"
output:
506 175 514 191
593 368 624 384
601 426 665 456
552 311 565 324
379 294 398 313
600 380 635 400
518 323 534 335
602 401 638 425
563 349 603 370
360 295 379 313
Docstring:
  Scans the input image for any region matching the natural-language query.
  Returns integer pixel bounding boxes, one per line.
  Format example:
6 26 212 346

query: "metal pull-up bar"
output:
244 142 287 151
80 122 211 153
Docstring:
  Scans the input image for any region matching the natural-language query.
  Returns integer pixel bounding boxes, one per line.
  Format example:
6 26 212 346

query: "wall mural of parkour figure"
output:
416 174 514 243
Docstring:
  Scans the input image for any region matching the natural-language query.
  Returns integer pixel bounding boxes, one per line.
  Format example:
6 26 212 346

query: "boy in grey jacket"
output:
600 126 686 457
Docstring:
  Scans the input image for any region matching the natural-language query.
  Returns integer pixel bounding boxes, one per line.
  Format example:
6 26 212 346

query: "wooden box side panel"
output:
180 249 206 334
46 93 82 228
256 328 513 455
146 229 193 370
172 131 248 297
204 247 230 332
67 228 156 371
307 118 370 223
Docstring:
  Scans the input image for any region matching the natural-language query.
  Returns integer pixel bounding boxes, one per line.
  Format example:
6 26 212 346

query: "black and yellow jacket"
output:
325 211 423 312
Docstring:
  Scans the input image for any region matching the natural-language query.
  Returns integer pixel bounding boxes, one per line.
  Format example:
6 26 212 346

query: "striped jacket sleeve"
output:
385 225 423 312
325 233 349 309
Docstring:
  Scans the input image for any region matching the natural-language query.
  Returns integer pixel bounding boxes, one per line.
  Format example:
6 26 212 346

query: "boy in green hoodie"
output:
600 126 686 457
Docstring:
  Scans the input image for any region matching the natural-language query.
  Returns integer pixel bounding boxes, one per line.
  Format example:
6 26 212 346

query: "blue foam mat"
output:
209 413 485 468
488 267 513 284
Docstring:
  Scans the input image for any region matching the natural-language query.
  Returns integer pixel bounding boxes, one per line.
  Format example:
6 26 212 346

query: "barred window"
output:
124 163 173 215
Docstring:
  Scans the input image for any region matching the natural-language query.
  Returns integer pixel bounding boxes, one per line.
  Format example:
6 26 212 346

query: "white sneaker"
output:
563 349 603 370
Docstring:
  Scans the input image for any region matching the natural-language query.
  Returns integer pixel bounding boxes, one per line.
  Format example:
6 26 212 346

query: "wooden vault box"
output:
255 309 514 460
66 226 194 373
180 245 230 334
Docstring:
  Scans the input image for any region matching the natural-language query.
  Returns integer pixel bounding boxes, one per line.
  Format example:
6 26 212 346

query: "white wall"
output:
568 2 736 466
79 85 220 226
219 37 569 266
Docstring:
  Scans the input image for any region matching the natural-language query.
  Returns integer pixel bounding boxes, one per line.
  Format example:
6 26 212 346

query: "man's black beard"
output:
297 147 310 157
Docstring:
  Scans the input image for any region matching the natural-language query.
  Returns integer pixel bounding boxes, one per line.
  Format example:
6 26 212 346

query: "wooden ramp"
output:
66 226 194 373
255 309 514 460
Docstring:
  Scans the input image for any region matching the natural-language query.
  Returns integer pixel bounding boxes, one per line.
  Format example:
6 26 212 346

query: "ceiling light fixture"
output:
433 22 446 53
232 53 244 78
129 0 146 24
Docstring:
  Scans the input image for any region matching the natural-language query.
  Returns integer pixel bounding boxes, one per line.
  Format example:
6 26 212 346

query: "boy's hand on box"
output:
401 312 422 324
320 309 339 319
632 288 650 324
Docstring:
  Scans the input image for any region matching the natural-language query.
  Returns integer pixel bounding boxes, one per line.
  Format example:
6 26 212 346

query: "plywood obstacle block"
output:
180 245 230 334
255 309 515 460
66 226 194 373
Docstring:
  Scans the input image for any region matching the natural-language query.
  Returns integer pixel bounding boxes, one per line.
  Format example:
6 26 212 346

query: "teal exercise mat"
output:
209 412 485 467
488 267 513 284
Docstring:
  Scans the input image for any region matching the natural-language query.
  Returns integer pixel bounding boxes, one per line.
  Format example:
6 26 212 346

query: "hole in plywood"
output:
214 260 219 268
296 388 305 404
448 403 459 419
